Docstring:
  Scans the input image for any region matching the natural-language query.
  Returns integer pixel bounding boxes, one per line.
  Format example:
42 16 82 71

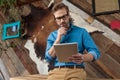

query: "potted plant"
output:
0 0 22 40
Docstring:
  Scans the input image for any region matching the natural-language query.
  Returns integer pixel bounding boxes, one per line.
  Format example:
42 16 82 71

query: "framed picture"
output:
2 21 20 40
92 0 120 16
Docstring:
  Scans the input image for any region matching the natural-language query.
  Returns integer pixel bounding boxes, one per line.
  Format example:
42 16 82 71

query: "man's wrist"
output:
83 54 94 62
54 40 60 44
54 36 62 44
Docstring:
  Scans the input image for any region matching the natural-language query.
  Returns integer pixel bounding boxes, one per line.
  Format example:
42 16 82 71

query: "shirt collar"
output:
67 23 74 32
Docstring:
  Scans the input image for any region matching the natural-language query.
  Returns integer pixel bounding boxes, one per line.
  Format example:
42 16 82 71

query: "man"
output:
45 2 100 80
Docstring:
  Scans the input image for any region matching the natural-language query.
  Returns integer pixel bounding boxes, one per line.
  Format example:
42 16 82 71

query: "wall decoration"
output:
2 21 20 40
92 0 120 15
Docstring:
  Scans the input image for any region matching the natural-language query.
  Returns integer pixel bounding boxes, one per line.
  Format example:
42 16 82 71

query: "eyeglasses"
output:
55 13 68 21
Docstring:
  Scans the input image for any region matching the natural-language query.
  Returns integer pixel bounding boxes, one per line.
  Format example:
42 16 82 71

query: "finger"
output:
72 53 82 56
72 54 84 59
68 57 83 63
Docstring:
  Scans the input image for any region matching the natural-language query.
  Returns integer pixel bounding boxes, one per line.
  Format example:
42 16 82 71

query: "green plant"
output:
7 6 21 22
0 0 21 23
0 0 17 6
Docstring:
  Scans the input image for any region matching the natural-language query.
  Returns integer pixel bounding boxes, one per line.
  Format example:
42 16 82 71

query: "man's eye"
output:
57 16 64 19
57 15 65 19
55 13 68 20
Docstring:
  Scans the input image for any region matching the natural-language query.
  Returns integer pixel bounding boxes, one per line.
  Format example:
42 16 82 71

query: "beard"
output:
59 22 69 28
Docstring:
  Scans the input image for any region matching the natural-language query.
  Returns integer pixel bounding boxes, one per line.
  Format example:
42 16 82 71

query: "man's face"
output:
53 8 70 28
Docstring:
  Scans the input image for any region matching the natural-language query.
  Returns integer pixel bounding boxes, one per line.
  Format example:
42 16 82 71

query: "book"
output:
53 42 78 62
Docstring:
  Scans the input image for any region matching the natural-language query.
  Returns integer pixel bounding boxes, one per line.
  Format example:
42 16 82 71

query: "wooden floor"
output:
1 0 120 79
10 74 120 80
67 0 120 35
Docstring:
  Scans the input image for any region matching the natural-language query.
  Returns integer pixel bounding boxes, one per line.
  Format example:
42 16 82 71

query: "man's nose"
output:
60 18 65 22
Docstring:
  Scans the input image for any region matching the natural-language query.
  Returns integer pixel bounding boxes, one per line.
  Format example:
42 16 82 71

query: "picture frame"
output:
92 0 120 16
2 21 20 40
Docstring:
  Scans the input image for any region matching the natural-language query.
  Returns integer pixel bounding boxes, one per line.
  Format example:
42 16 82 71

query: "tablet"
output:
53 42 78 62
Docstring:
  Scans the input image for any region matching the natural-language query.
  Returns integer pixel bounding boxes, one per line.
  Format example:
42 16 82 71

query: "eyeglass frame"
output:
54 13 69 21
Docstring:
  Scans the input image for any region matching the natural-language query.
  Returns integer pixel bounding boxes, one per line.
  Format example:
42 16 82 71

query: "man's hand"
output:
68 53 94 64
57 27 68 37
55 27 68 42
48 27 68 58
68 53 84 64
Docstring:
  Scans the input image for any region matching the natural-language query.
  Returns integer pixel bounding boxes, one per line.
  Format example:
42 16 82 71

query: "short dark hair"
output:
52 3 69 14
52 3 74 23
